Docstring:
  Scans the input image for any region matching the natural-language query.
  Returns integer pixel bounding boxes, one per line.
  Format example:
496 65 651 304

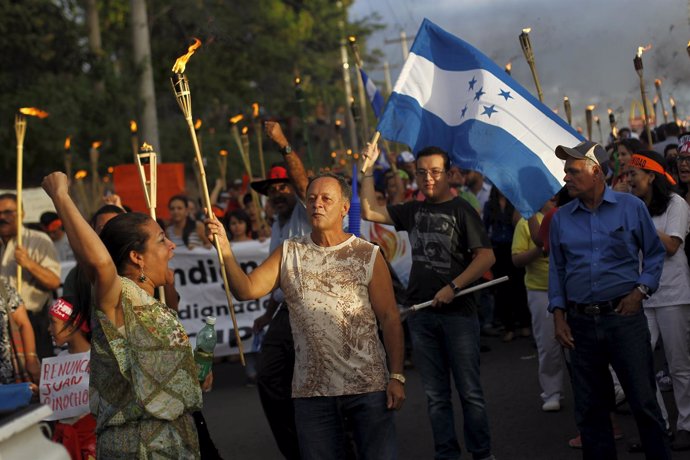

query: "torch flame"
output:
348 35 356 44
229 114 244 124
505 62 512 72
130 120 137 133
241 126 249 135
64 136 71 150
564 96 569 102
594 116 600 123
219 149 228 157
171 38 202 74
194 118 202 130
636 44 652 58
140 142 153 152
19 107 49 118
608 108 613 114
335 119 342 127
655 78 662 86
522 28 531 34
75 170 88 180
252 103 259 118
91 141 102 149
670 97 676 107
586 104 596 111
295 76 301 85
107 166 114 174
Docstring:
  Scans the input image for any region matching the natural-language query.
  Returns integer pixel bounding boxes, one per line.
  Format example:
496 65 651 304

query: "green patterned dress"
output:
90 277 202 459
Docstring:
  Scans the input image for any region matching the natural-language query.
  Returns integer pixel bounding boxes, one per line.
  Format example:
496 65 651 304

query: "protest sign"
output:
40 351 90 421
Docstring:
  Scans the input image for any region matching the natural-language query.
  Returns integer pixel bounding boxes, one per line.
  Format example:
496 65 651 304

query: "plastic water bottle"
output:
194 316 217 382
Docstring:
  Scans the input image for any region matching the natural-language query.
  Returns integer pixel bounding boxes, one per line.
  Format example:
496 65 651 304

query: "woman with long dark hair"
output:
627 150 690 451
42 172 208 458
166 195 211 249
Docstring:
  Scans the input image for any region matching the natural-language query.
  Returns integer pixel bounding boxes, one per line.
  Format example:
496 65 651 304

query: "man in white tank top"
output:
206 173 405 460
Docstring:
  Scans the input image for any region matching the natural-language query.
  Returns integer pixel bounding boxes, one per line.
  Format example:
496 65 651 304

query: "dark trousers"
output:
568 308 671 460
28 307 54 360
492 243 529 332
256 307 300 460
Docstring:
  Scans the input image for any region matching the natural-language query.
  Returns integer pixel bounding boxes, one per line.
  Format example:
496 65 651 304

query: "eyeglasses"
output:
677 155 690 165
0 210 17 217
415 169 446 179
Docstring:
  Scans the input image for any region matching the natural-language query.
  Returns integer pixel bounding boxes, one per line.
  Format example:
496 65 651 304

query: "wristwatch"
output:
636 284 650 299
280 145 293 155
390 373 406 385
450 280 462 294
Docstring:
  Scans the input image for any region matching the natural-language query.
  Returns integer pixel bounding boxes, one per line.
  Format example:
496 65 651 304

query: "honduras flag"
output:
377 19 584 217
360 68 385 118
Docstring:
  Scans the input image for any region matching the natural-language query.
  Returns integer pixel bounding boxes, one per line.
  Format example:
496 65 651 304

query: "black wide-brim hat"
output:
250 165 290 195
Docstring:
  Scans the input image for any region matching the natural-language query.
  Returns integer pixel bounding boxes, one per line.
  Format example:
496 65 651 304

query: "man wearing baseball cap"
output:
548 140 671 459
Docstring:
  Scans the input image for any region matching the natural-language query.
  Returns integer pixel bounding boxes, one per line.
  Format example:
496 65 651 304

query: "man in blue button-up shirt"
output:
548 141 670 459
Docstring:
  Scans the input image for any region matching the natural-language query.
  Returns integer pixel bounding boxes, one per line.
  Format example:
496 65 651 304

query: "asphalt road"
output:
202 335 678 459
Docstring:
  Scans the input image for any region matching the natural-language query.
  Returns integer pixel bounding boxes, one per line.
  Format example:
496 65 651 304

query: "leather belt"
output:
566 296 624 315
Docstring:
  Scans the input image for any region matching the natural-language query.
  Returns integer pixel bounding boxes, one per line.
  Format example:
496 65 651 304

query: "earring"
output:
138 267 147 282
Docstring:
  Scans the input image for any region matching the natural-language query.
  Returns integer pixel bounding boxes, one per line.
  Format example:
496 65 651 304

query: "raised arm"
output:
205 218 281 300
41 173 121 322
361 143 394 224
265 121 308 202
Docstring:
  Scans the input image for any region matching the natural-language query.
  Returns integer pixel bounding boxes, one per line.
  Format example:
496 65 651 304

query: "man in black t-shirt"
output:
362 145 497 460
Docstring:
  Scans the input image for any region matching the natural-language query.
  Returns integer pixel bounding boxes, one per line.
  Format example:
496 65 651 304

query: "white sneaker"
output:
542 400 561 412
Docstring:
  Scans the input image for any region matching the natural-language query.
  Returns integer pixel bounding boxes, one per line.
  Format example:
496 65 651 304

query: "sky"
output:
350 0 690 131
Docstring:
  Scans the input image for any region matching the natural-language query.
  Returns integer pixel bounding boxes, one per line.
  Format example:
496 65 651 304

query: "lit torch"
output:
652 96 659 126
608 108 618 140
670 97 679 125
252 103 266 178
15 107 48 292
563 97 572 126
90 141 103 209
217 149 228 189
585 105 595 141
633 44 654 147
594 116 603 144
505 62 512 76
130 120 138 160
518 28 544 102
229 114 250 175
64 136 72 181
170 37 245 364
73 170 90 218
654 79 668 124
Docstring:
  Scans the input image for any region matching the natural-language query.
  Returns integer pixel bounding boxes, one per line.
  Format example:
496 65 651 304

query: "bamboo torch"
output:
229 114 246 159
217 149 228 188
671 97 679 125
15 108 48 291
563 97 572 126
170 38 245 364
64 136 73 181
504 62 512 76
90 141 102 205
130 120 139 160
241 126 251 172
633 45 654 147
608 109 618 140
519 28 544 102
252 103 266 179
134 142 165 302
585 105 595 141
652 96 659 125
595 116 603 144
73 170 90 217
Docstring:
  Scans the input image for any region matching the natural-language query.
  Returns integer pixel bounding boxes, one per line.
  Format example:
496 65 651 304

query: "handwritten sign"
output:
40 351 90 421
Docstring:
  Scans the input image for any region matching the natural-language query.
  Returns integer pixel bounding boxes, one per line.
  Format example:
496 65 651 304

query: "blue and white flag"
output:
360 68 385 118
377 19 584 217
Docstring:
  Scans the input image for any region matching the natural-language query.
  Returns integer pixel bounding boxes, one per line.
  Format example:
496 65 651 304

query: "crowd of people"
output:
1 118 690 460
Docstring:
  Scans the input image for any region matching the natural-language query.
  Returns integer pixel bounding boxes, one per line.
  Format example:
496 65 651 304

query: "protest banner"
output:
39 351 90 421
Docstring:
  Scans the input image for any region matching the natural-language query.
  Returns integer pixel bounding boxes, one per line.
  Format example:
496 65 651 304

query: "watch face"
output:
283 145 292 154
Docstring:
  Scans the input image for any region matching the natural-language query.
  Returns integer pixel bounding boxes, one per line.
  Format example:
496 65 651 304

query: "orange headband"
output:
45 219 62 232
629 154 676 185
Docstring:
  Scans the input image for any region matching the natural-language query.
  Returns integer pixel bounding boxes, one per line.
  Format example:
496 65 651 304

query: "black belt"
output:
566 296 624 315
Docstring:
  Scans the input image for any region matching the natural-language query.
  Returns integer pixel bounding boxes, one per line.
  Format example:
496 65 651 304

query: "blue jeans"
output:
567 308 671 460
408 310 492 460
293 391 396 460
